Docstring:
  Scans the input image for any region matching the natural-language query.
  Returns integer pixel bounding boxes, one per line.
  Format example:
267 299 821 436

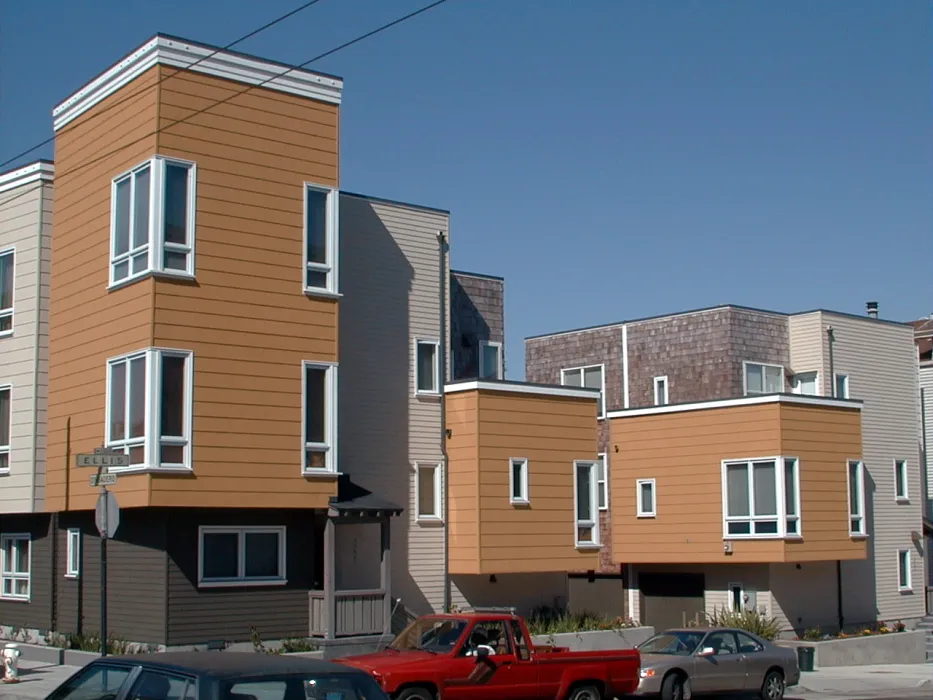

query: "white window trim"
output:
509 457 529 505
653 376 669 406
894 459 909 502
721 456 788 539
834 374 849 399
414 462 443 522
65 529 81 579
0 246 14 338
784 457 803 538
108 156 198 289
301 360 339 475
742 361 785 396
302 182 340 298
104 347 194 473
414 338 442 397
897 549 912 592
0 383 10 474
636 478 657 518
561 365 607 419
597 453 609 511
0 533 31 601
728 581 744 611
479 340 504 380
790 371 821 396
197 526 287 588
573 460 600 549
847 460 867 537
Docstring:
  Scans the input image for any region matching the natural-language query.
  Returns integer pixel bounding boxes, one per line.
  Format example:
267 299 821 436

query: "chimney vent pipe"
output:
866 301 878 318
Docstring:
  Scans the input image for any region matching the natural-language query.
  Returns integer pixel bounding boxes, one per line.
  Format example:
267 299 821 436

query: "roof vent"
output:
866 301 879 319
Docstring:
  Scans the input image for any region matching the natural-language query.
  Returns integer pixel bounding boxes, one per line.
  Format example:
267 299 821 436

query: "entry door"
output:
638 572 706 631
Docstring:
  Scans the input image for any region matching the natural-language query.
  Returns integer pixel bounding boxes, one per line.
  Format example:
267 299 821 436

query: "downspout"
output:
438 230 451 612
827 326 844 633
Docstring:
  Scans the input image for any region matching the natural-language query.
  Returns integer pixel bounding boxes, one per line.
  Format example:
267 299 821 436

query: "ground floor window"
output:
198 526 286 587
0 533 30 600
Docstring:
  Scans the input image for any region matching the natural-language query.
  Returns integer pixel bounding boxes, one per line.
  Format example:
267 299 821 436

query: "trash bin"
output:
797 646 815 672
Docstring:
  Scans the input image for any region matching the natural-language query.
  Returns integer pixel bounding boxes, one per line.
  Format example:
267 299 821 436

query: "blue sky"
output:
3 1 930 378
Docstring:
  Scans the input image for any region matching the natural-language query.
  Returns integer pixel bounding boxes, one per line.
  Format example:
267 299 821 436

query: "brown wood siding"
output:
779 403 866 561
47 68 162 512
0 514 53 631
150 67 339 509
609 402 867 565
446 389 601 574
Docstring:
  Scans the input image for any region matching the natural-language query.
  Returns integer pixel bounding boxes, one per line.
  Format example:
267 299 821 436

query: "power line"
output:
0 0 329 170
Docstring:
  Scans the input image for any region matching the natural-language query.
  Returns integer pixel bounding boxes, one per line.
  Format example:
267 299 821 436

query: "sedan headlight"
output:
639 668 656 679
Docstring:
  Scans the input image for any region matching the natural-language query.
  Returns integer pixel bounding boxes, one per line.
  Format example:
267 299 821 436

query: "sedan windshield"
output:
390 617 466 652
224 674 386 700
638 631 706 656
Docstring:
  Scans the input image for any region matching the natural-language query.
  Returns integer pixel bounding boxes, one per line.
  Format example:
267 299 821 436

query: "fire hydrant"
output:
2 643 21 683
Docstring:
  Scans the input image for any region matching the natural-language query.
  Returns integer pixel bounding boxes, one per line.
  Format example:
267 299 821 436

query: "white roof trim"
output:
0 162 54 195
606 393 862 419
444 380 600 400
53 36 343 131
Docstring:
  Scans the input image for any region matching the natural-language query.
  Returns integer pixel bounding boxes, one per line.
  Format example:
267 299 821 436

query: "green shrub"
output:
704 606 782 641
525 606 638 636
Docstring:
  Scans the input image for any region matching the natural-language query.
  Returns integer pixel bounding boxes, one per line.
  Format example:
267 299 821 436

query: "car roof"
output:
421 613 515 621
661 627 763 636
96 652 362 679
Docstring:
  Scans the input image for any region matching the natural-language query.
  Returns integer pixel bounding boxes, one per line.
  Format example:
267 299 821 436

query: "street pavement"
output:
4 659 931 700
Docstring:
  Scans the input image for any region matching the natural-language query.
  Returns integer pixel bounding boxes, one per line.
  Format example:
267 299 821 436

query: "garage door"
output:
568 574 626 619
639 573 705 631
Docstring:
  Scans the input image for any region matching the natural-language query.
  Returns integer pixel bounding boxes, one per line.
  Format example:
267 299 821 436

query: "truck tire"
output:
394 687 435 700
566 684 603 700
660 672 688 700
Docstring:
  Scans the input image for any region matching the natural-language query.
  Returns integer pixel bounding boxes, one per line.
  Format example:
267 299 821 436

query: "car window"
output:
704 632 739 655
460 621 513 657
508 620 531 661
736 631 764 654
224 674 386 700
127 670 196 700
47 664 134 700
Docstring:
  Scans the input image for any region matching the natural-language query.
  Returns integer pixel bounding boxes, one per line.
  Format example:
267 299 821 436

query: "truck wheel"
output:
395 687 435 700
567 684 603 700
760 670 785 700
660 672 688 700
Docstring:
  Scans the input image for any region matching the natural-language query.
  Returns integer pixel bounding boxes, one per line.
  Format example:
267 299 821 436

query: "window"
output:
127 671 196 700
729 582 744 611
479 340 503 380
574 460 599 547
744 362 784 395
415 339 440 395
509 619 531 661
723 458 799 537
897 549 912 591
561 365 606 417
509 458 529 504
304 184 339 294
791 372 819 396
110 157 196 286
66 529 81 579
302 361 338 473
106 349 193 470
0 248 13 336
894 460 908 501
0 384 9 473
783 458 801 536
46 663 133 700
597 453 609 510
636 478 656 517
198 526 286 587
0 534 30 600
848 460 866 536
736 631 764 654
224 675 383 700
834 374 849 399
703 631 739 655
653 376 669 406
415 463 442 521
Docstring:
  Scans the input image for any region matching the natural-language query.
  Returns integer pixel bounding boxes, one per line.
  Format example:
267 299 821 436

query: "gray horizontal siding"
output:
0 513 52 631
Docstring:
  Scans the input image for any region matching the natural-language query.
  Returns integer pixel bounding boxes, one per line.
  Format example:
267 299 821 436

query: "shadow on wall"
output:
337 198 428 612
452 573 569 615
840 469 878 627
450 275 490 381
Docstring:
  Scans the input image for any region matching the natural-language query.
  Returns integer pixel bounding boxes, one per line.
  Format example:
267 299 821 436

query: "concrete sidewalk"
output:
790 663 932 698
3 660 78 700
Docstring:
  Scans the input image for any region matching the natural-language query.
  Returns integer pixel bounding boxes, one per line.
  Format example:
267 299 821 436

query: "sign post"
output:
76 447 125 656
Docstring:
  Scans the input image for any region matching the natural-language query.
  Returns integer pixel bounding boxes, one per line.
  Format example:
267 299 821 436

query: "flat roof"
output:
452 269 505 282
0 160 55 195
606 393 862 419
444 379 599 400
340 190 450 215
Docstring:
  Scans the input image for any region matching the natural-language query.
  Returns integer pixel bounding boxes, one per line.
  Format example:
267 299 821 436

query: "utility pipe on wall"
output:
827 325 845 633
438 230 451 612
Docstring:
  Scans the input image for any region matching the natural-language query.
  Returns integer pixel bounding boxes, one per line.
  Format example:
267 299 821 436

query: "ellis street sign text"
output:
76 447 129 468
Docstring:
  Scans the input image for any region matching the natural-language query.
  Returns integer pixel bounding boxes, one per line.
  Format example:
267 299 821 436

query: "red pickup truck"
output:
338 610 640 700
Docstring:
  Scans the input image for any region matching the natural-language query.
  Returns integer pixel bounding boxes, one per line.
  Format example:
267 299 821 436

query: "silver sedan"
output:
630 627 800 700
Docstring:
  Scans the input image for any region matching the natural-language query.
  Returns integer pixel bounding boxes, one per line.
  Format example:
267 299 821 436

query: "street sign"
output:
77 447 129 469
89 473 117 488
94 490 120 539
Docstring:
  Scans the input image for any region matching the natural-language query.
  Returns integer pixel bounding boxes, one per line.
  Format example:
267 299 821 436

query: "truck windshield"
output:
638 631 705 656
390 618 467 653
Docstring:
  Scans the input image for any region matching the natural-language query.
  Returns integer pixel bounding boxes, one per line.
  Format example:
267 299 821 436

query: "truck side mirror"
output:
475 645 491 660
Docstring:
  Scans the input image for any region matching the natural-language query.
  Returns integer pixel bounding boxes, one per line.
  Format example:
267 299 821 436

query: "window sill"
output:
722 534 785 540
784 535 803 540
510 499 530 507
898 587 913 594
0 470 10 477
198 579 287 589
0 595 30 603
107 466 193 475
895 497 910 504
304 288 343 300
637 513 656 519
415 391 442 401
850 533 870 539
575 543 601 551
64 574 79 580
108 269 196 292
303 469 341 479
416 516 444 526
0 330 12 339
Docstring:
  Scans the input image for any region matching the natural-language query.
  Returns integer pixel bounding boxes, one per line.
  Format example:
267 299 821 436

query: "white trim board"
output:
0 162 54 195
444 380 600 401
53 35 344 131
606 393 862 419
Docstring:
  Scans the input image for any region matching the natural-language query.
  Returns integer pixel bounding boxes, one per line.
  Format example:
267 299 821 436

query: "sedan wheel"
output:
760 670 785 700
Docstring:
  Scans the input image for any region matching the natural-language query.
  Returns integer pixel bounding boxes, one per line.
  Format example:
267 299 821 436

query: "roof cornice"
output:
53 35 343 132
0 161 55 195
444 380 600 401
606 393 862 419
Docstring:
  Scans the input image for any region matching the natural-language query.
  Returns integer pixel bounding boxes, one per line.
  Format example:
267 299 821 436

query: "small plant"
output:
801 627 822 641
280 638 318 653
703 607 782 641
893 620 906 632
44 631 69 648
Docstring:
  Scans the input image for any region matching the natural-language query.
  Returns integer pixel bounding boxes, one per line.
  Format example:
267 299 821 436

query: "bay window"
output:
106 348 193 470
574 460 599 547
722 457 800 538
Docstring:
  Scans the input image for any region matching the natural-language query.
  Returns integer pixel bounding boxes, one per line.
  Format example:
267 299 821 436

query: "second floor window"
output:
479 340 503 380
304 184 338 295
110 157 197 286
107 348 193 470
415 339 441 395
0 385 9 473
834 374 849 399
0 249 13 335
653 376 669 405
791 372 818 396
894 459 908 501
561 365 605 417
848 460 866 535
574 460 599 547
744 362 783 395
723 457 799 538
302 362 337 473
